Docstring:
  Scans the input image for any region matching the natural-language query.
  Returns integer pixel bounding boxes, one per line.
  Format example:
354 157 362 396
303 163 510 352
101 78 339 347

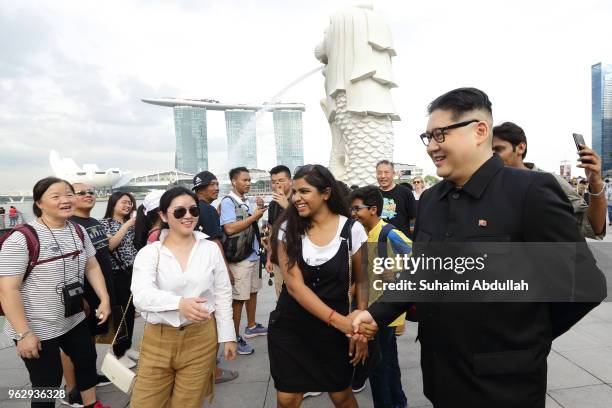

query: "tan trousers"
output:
131 317 218 408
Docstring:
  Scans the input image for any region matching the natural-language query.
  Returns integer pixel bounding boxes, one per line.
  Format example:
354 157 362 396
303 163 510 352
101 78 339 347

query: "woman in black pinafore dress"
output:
268 165 368 408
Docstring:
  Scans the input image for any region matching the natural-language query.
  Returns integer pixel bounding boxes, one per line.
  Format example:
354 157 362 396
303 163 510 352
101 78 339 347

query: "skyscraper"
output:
592 63 612 176
273 110 304 172
173 106 208 174
225 109 257 169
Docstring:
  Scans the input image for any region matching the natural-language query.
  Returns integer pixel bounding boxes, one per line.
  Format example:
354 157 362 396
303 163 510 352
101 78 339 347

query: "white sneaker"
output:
125 349 140 361
303 392 322 398
118 355 136 369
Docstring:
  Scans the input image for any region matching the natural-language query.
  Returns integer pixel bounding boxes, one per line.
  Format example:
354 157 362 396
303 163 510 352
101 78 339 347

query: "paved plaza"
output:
1 236 611 407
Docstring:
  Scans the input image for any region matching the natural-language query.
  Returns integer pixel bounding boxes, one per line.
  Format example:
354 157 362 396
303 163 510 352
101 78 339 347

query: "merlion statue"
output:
315 4 400 186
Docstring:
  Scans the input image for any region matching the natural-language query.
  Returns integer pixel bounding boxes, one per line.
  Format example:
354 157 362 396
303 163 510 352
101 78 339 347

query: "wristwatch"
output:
15 330 32 341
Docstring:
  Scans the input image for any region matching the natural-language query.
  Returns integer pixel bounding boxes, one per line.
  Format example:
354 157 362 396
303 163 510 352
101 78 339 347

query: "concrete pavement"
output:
1 235 612 407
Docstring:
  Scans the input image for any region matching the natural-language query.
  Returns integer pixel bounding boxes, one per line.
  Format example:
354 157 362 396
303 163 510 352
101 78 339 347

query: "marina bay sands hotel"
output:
142 98 305 174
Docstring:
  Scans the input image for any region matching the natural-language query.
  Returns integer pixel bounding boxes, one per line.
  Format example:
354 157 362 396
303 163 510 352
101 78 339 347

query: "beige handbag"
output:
100 294 136 394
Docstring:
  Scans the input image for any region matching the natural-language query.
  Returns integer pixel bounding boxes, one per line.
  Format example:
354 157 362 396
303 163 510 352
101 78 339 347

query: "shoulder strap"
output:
0 224 40 282
222 195 240 209
339 217 354 252
68 220 86 246
377 223 395 259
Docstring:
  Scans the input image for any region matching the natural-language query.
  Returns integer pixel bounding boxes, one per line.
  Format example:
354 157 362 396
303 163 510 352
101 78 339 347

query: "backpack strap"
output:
339 218 354 253
0 224 40 282
377 223 395 259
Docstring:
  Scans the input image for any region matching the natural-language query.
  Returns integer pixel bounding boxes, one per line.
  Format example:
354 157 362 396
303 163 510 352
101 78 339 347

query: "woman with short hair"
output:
0 177 111 408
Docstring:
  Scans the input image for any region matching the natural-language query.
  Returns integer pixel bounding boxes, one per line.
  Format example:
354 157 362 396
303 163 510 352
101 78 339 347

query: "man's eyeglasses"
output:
350 205 371 213
75 190 95 196
420 119 479 146
172 206 200 219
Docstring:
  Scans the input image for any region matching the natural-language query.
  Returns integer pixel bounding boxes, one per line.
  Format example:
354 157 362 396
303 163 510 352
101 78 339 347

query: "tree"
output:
424 175 440 186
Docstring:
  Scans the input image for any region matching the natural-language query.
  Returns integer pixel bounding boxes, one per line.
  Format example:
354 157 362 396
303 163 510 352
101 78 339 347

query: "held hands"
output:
349 336 368 366
348 310 378 343
223 341 237 361
179 297 211 322
16 332 41 359
95 300 111 326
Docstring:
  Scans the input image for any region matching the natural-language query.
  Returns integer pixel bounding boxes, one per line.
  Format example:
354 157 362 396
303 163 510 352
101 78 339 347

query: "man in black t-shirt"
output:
61 183 115 404
192 171 239 385
265 165 292 298
376 160 416 238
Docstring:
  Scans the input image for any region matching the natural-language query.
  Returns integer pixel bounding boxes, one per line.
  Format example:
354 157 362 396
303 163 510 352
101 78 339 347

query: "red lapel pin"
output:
478 219 488 227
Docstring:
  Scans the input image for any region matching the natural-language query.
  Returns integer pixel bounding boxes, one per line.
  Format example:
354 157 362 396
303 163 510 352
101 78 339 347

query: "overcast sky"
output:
1 0 612 193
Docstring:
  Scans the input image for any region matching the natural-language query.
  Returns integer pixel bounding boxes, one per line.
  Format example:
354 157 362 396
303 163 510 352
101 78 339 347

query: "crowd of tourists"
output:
0 87 609 408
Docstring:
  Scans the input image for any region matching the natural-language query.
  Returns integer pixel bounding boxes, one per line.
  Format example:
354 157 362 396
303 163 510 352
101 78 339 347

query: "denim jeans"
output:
369 325 407 408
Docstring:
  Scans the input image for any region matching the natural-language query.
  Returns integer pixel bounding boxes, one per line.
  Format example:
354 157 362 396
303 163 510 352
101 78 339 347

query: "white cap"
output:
143 190 165 215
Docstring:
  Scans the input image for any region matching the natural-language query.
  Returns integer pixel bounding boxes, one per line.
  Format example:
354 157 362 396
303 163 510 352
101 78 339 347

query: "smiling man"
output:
352 87 606 408
492 121 606 239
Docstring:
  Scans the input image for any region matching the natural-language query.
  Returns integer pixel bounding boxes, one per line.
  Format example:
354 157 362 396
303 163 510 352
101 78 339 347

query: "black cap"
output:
192 171 217 190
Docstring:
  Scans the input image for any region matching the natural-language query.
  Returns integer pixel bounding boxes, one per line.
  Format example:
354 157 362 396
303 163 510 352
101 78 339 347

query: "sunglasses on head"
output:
75 190 95 196
172 206 200 219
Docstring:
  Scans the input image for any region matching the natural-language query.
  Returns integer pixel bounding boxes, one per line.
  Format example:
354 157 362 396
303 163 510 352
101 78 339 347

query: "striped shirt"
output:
0 220 96 340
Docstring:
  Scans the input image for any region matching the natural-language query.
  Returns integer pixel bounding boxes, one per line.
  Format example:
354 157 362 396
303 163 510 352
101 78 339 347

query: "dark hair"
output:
103 192 136 221
376 160 394 170
133 204 166 250
159 186 197 214
427 87 492 120
270 165 291 178
492 122 528 159
349 184 359 191
229 166 249 181
271 164 348 271
399 181 414 191
32 176 74 217
349 185 384 217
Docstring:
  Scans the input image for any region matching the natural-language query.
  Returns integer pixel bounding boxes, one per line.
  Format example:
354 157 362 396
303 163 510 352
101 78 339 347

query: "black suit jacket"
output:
369 155 606 408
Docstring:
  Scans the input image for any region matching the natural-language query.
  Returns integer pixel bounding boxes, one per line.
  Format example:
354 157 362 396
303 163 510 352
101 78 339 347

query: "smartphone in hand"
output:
573 133 586 151
573 133 593 164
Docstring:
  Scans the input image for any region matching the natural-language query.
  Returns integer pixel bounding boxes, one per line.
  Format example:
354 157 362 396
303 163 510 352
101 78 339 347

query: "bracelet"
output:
589 183 606 197
327 309 336 326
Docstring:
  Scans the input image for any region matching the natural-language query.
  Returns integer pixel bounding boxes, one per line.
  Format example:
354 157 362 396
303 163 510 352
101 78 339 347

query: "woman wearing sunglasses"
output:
130 186 236 408
411 176 426 200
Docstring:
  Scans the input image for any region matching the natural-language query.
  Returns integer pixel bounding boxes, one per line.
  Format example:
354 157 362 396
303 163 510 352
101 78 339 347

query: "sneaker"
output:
215 367 239 384
243 323 268 338
236 336 254 355
352 379 367 393
60 387 83 407
92 402 110 408
118 355 137 369
303 392 322 398
125 348 140 361
96 374 112 387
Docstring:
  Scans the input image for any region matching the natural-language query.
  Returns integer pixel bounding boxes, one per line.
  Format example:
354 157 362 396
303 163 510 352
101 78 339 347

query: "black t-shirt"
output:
196 200 223 240
70 215 115 333
380 184 416 237
267 200 284 228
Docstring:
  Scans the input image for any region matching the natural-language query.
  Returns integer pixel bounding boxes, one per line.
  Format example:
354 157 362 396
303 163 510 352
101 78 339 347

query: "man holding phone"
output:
265 165 292 298
492 122 607 239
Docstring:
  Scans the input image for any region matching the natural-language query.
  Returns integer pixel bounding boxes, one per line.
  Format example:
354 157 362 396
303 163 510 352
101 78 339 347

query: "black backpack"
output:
220 196 257 262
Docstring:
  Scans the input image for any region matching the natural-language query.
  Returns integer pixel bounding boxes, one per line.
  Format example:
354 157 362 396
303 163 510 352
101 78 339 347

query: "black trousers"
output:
112 267 135 357
19 320 97 408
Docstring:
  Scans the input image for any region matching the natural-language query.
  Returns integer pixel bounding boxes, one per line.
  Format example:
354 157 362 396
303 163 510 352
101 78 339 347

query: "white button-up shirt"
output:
131 230 235 343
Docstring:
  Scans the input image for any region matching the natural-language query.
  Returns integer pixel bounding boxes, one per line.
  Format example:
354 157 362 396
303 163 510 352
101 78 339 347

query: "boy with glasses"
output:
349 185 409 408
